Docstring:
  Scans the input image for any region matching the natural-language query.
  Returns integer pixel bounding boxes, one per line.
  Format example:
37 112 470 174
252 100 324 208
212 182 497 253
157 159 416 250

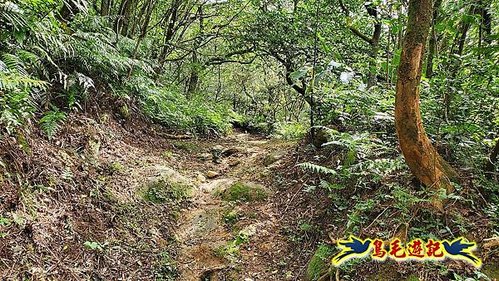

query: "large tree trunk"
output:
395 0 458 211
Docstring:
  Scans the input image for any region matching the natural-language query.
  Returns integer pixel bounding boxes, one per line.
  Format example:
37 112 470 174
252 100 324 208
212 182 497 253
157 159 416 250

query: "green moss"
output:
219 182 268 202
483 263 499 279
141 179 192 204
263 152 284 166
214 227 253 261
119 104 130 119
162 150 173 159
109 161 125 173
306 244 334 281
172 141 200 153
405 275 420 281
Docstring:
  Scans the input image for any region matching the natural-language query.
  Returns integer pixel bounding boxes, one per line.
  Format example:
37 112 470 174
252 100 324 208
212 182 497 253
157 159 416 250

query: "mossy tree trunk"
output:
395 0 458 210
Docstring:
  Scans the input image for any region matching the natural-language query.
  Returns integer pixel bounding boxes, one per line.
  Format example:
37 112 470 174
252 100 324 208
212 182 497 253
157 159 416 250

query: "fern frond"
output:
298 162 337 176
75 72 94 93
39 109 67 140
0 72 48 91
1 53 27 75
0 1 27 31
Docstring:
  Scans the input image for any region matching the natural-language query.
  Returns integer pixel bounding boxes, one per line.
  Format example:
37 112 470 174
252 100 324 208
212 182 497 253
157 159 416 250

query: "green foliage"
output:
154 252 179 281
306 244 334 281
142 180 192 204
300 128 405 191
0 88 34 135
108 161 125 174
171 141 200 153
391 186 425 214
127 76 233 135
0 0 497 279
39 108 66 140
0 216 11 227
222 209 241 226
83 240 104 251
298 162 337 176
219 182 268 202
273 122 308 140
215 226 254 260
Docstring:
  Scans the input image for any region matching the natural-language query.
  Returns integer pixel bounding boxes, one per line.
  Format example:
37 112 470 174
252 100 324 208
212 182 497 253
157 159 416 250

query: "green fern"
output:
39 108 67 140
0 1 27 32
298 162 337 176
0 72 48 91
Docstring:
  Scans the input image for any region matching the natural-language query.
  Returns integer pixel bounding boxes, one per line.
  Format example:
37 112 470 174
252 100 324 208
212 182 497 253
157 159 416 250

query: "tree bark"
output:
482 8 492 44
186 5 204 97
366 4 381 88
453 4 478 56
395 0 459 211
480 0 492 44
485 138 499 180
338 0 381 88
101 0 111 16
425 0 442 78
114 0 136 37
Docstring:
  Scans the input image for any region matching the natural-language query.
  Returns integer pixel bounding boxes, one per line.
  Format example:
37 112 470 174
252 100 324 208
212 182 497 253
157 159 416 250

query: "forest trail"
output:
172 132 292 280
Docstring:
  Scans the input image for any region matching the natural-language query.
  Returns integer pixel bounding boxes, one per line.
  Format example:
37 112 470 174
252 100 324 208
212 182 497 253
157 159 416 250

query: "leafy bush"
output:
273 121 308 140
299 128 404 190
126 76 233 135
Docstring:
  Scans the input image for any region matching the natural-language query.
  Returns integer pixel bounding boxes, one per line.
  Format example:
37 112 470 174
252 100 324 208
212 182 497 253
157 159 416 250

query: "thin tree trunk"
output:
485 139 499 180
114 0 135 37
186 5 204 97
101 0 111 16
453 4 478 56
426 0 442 78
157 1 181 72
367 4 381 88
395 0 459 211
186 52 199 96
480 0 492 44
131 0 156 58
482 7 492 44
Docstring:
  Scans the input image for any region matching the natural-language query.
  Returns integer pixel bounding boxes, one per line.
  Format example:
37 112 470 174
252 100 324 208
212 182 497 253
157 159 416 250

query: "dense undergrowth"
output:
0 1 236 142
0 0 498 280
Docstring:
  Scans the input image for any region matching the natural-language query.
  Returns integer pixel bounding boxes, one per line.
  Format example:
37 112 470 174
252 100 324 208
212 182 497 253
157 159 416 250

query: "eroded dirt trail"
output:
173 133 291 280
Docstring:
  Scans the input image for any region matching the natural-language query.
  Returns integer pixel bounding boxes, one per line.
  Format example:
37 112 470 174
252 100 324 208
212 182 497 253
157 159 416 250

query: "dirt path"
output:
172 133 291 280
0 112 304 280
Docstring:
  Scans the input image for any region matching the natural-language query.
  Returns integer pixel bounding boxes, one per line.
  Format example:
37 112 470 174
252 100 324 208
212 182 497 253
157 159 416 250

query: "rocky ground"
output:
168 133 296 280
0 112 310 280
1 112 498 281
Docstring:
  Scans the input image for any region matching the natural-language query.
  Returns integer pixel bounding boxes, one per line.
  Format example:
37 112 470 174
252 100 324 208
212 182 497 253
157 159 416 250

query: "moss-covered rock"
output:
141 179 192 204
306 244 334 281
263 151 285 166
218 181 268 202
